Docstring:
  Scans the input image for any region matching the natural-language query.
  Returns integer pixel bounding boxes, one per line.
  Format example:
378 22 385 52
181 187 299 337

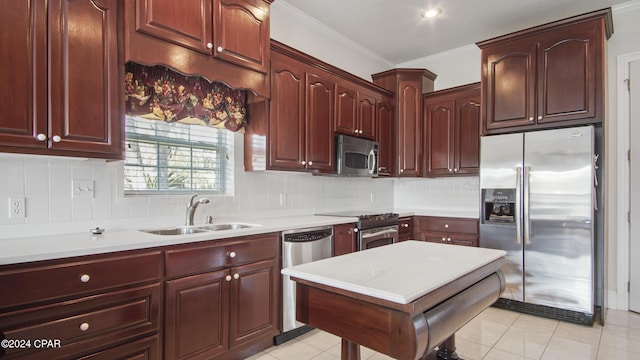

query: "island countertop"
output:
281 240 506 304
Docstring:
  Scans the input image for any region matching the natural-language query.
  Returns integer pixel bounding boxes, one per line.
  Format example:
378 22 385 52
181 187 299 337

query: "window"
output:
124 115 233 194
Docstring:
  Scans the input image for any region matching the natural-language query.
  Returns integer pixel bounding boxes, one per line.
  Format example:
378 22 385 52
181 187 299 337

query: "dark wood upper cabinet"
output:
262 50 335 173
477 8 612 135
372 69 437 177
334 82 378 140
376 96 395 176
0 0 122 159
128 0 273 97
305 71 336 172
424 83 480 177
244 40 393 174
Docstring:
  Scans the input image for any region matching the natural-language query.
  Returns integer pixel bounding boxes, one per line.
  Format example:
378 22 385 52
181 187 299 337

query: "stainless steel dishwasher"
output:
277 225 333 345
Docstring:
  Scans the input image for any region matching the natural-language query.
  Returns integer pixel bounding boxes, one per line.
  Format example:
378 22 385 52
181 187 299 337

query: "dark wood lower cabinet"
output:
0 233 280 360
164 233 280 360
333 223 357 256
415 216 479 247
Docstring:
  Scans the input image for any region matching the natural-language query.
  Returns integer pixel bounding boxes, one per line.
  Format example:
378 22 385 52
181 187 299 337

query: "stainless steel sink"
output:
195 223 260 231
141 223 260 235
141 227 209 236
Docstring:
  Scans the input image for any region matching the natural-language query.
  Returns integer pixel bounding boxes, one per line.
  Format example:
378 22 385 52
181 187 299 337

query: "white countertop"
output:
281 241 506 304
0 215 358 265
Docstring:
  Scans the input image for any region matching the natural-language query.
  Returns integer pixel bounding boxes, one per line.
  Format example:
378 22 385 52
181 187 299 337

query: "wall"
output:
0 134 395 239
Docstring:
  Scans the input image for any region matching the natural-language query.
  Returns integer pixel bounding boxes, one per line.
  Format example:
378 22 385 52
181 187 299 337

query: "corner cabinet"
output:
424 83 481 177
477 8 612 135
0 0 122 159
372 69 437 177
127 0 273 97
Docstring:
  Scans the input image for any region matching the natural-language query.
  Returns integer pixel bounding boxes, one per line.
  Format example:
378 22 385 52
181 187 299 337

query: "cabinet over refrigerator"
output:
479 125 600 324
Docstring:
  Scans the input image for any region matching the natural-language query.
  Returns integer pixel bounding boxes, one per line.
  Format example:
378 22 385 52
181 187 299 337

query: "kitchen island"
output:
282 241 506 360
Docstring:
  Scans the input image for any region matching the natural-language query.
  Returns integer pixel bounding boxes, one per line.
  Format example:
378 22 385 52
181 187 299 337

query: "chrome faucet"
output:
186 194 210 226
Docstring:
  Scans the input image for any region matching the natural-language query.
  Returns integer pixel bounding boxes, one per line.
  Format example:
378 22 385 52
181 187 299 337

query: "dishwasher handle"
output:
282 226 333 243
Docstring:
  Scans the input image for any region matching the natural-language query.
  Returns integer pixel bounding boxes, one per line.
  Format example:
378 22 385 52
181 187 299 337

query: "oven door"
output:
358 225 398 250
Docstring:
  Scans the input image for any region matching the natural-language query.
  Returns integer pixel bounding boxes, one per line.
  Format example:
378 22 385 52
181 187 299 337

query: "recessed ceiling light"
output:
421 8 442 18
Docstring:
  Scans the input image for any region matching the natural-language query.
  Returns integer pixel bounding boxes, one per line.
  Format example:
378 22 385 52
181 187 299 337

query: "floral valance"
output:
124 62 247 132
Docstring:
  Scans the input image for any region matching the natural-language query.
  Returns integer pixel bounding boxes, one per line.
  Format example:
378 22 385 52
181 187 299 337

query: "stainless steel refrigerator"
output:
479 125 599 324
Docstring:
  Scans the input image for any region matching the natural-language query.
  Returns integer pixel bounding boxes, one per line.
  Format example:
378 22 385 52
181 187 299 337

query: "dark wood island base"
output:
293 263 505 360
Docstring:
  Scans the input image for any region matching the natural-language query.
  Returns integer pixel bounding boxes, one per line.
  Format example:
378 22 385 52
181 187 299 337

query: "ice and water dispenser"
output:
481 189 516 225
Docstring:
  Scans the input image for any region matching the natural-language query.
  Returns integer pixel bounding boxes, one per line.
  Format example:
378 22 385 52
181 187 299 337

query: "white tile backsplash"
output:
0 133 480 238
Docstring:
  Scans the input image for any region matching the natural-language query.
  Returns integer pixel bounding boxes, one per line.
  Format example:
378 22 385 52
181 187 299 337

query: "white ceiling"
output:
281 0 628 64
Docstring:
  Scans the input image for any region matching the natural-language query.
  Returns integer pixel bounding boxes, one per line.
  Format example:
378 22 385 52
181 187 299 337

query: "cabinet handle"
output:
225 275 232 281
228 251 237 258
441 237 446 242
36 133 47 141
444 224 449 228
308 161 313 166
354 129 358 133
233 273 240 280
537 115 543 120
52 135 61 143
448 169 453 173
400 169 404 173
359 130 363 134
353 228 358 233
301 160 306 165
207 43 213 49
79 322 90 331
217 46 224 52
447 237 452 242
80 274 90 283
454 168 458 173
529 117 534 121
402 223 409 228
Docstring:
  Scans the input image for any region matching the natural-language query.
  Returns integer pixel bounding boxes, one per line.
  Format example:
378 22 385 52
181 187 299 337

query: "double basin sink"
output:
141 223 260 236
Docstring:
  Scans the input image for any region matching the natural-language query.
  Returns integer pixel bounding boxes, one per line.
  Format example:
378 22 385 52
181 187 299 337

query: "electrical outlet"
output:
73 180 95 198
9 197 25 219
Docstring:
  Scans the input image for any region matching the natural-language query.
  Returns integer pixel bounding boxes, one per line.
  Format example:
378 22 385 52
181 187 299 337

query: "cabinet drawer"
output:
420 232 478 247
0 251 162 309
77 335 160 360
165 233 279 278
0 284 161 360
418 216 478 235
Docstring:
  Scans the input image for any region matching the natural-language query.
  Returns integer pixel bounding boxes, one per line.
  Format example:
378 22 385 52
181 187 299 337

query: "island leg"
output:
341 339 361 360
435 335 460 360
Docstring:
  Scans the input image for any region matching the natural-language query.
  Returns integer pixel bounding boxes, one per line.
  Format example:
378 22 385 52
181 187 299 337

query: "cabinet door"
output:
454 91 481 175
397 79 422 176
213 0 270 73
376 99 394 176
398 217 413 242
305 71 334 173
424 99 455 176
333 223 357 256
165 270 230 360
358 90 377 140
228 259 278 349
483 39 537 131
0 0 47 150
537 21 599 124
135 0 212 54
269 54 305 170
49 0 121 155
335 83 358 136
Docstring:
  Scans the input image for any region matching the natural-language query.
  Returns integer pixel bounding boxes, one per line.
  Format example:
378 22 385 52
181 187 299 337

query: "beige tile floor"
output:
245 308 640 360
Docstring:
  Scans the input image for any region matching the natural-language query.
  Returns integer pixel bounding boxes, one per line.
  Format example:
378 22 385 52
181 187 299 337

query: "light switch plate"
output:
73 180 94 198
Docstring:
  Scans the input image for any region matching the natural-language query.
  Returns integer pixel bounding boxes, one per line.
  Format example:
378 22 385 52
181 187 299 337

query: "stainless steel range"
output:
319 211 399 250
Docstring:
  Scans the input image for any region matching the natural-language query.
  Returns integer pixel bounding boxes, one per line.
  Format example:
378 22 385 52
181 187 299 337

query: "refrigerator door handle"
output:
523 166 531 245
515 166 523 245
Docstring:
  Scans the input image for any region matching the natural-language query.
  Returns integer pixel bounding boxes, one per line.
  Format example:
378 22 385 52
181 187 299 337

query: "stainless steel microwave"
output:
335 135 378 177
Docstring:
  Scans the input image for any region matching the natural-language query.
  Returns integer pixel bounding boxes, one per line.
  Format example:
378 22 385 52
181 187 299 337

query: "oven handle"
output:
360 226 399 239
